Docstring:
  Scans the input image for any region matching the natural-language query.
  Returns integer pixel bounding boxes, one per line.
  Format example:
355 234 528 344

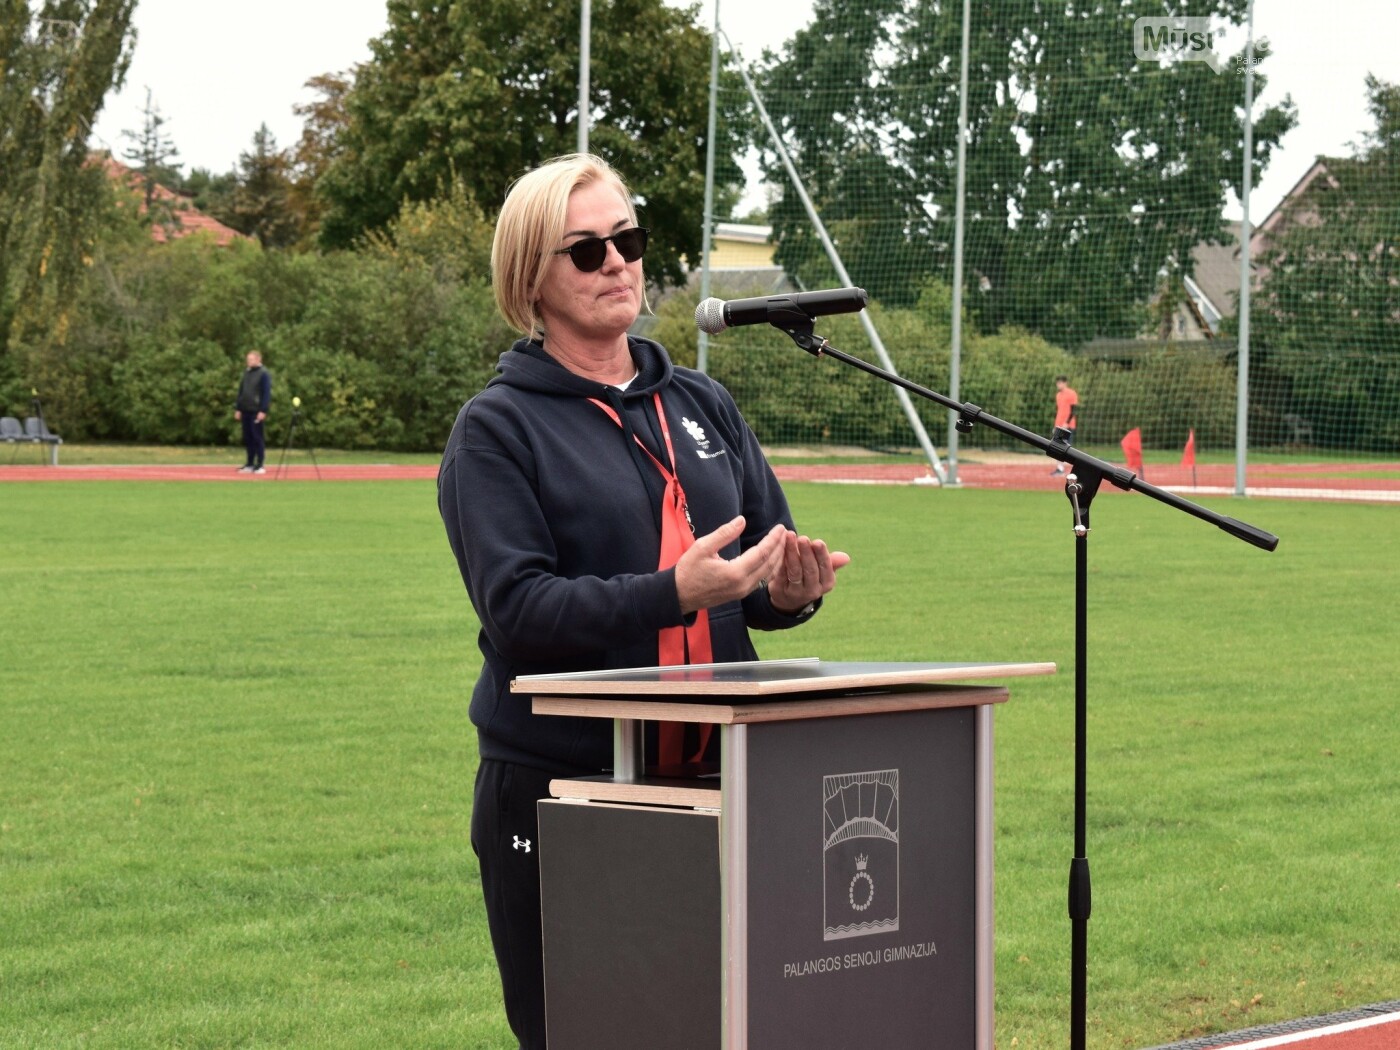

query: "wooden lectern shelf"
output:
548 773 722 809
532 682 1010 725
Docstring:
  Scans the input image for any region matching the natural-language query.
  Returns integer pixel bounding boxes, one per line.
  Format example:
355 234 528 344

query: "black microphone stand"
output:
771 312 1278 1050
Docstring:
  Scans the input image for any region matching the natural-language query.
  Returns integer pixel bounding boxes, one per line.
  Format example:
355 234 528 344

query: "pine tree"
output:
231 124 298 249
120 86 182 214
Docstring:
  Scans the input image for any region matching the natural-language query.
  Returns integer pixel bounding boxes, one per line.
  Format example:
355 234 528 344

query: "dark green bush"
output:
6 215 510 449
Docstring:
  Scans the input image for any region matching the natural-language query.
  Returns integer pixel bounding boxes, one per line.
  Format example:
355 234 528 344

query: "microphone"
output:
694 287 868 335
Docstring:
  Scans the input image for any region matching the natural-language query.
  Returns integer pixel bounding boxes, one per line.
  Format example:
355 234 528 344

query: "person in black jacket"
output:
438 154 849 1049
234 351 271 474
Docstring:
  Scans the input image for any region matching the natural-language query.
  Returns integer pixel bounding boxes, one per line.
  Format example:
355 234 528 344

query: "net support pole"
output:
577 0 591 153
946 0 972 487
725 34 947 483
1235 0 1255 497
697 0 721 375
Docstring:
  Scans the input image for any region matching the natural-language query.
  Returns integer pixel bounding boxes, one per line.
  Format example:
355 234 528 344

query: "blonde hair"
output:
491 154 642 339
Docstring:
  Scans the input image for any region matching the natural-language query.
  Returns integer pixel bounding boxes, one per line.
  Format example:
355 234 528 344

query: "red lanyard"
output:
588 393 690 528
589 392 714 767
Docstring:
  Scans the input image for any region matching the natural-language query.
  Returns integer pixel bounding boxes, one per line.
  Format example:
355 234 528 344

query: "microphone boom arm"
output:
780 323 1278 552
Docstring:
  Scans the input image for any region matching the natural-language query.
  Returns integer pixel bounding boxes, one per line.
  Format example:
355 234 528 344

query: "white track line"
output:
1214 1011 1400 1049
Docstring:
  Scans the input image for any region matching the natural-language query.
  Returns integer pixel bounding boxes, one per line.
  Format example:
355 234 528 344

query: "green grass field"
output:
2 480 1396 1049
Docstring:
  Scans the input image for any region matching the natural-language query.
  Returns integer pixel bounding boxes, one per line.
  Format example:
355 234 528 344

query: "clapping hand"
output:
675 516 850 616
765 531 851 615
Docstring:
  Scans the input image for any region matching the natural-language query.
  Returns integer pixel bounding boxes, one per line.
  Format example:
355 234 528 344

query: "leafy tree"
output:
314 0 749 287
111 334 237 444
120 86 181 211
1250 75 1400 450
182 166 240 226
288 71 353 244
0 0 136 377
231 124 299 249
361 176 494 285
35 215 511 447
1255 75 1399 349
755 0 1297 348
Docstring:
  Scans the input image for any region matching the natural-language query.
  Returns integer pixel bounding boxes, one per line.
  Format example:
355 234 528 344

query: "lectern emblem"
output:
823 769 899 941
848 855 874 911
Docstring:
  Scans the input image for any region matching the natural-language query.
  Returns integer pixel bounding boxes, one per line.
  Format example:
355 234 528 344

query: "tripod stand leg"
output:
275 409 321 479
276 415 297 480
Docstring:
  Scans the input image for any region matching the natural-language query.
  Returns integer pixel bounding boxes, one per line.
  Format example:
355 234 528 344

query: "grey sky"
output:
91 0 1400 224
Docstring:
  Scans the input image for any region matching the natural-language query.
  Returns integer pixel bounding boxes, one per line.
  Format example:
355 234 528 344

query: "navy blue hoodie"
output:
438 336 814 773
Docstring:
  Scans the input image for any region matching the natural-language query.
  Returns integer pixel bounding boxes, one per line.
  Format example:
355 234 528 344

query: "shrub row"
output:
11 236 1359 455
3 233 512 452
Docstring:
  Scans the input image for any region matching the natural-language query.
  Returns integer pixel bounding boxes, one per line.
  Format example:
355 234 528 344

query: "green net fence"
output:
680 1 1399 498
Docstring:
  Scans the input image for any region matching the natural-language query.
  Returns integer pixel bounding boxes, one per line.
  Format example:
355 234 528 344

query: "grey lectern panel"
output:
740 706 977 1049
538 800 721 1050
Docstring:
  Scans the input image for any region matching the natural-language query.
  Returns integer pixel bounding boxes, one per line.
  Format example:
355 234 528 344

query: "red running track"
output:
1 460 1397 503
1192 1012 1400 1050
0 463 439 482
767 461 1400 503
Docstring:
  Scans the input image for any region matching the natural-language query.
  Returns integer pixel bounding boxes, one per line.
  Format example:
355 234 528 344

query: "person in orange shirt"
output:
1051 374 1078 476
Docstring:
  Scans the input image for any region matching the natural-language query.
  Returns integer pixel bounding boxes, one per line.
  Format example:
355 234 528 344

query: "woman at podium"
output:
438 153 848 1049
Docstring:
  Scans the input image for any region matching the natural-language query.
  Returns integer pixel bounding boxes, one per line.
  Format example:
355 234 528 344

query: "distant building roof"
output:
704 222 777 270
713 222 772 243
1251 157 1338 254
1180 157 1341 329
1186 221 1241 330
101 155 247 247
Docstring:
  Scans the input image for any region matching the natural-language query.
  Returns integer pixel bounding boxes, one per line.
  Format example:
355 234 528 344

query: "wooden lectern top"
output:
526 658 1055 808
529 658 1055 813
518 658 1055 725
515 657 1054 697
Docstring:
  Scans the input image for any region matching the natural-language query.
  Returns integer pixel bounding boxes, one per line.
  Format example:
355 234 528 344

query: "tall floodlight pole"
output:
947 0 972 487
697 0 722 375
578 0 592 153
1235 0 1255 496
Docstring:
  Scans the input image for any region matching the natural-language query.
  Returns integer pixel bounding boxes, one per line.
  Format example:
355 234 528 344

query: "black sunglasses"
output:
553 226 649 272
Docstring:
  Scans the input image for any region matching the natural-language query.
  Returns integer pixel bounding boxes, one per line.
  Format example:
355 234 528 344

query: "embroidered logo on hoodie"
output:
683 416 727 459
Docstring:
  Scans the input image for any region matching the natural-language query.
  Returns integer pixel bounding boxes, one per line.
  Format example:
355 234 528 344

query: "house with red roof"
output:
101 154 247 247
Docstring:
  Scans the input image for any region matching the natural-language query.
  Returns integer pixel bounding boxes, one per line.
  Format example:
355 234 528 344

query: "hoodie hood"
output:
487 336 674 399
